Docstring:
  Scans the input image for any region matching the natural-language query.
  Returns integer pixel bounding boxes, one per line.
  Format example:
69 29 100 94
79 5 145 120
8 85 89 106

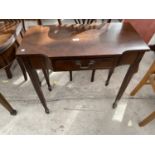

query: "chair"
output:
127 19 155 127
130 58 155 127
74 19 97 24
0 42 27 80
0 92 17 115
139 111 155 127
1 20 27 80
21 19 42 30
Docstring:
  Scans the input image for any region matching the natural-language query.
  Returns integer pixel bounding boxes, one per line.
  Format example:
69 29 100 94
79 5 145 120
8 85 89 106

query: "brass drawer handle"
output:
75 60 95 69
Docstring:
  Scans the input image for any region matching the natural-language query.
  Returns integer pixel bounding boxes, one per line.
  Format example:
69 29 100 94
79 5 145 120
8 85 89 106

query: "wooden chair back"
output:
74 19 96 24
0 21 23 69
74 19 112 25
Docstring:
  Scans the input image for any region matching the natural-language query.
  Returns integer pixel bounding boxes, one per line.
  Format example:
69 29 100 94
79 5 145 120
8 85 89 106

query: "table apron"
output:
18 51 142 72
51 57 115 71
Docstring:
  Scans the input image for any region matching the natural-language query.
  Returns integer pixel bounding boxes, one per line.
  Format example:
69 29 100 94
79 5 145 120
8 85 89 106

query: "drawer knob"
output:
75 60 95 69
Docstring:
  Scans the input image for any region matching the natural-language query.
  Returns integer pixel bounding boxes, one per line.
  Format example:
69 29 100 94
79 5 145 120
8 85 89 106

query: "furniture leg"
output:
42 69 52 91
105 68 114 86
5 64 12 79
22 57 50 114
0 92 17 115
58 19 62 26
36 72 42 86
130 61 155 96
139 111 155 127
17 57 27 81
91 70 96 82
20 31 24 38
112 53 144 108
112 65 135 108
37 19 42 25
69 71 72 81
21 20 26 32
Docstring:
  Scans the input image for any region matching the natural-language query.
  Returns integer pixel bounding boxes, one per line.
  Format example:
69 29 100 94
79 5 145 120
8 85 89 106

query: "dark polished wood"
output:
16 57 27 80
5 64 12 79
91 70 95 82
17 23 150 112
105 67 115 86
0 92 17 115
69 71 72 81
21 56 50 113
42 68 52 91
112 52 145 108
57 19 62 26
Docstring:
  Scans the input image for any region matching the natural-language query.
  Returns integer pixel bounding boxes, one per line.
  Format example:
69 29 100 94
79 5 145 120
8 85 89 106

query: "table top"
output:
0 22 22 52
17 23 150 58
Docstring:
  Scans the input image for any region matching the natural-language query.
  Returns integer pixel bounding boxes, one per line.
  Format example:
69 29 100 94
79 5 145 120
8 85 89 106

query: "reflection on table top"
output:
17 23 150 58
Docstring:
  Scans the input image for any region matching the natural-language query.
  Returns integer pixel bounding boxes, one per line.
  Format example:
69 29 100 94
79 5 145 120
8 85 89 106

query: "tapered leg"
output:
112 65 136 108
5 64 12 79
0 93 17 115
36 71 42 86
130 61 155 96
112 53 144 109
58 19 62 26
17 57 27 81
22 57 50 114
105 68 114 86
91 70 96 82
42 69 52 91
69 71 72 81
21 20 26 32
20 31 24 38
139 111 155 127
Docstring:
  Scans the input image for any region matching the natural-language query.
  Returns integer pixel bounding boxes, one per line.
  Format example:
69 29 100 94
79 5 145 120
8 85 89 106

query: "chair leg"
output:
69 71 72 81
21 20 26 32
130 61 155 96
105 68 114 86
5 64 12 79
37 19 42 25
0 93 17 115
91 70 96 82
139 111 155 127
42 69 52 91
130 74 150 96
17 58 27 81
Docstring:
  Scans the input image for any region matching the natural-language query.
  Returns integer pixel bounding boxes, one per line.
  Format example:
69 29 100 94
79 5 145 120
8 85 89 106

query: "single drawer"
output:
52 57 114 71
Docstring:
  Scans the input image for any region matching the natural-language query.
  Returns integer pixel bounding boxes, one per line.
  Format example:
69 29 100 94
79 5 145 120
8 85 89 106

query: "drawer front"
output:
52 57 114 71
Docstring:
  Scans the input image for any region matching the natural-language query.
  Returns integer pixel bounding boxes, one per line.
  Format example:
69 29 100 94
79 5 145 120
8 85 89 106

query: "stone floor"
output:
0 20 155 134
